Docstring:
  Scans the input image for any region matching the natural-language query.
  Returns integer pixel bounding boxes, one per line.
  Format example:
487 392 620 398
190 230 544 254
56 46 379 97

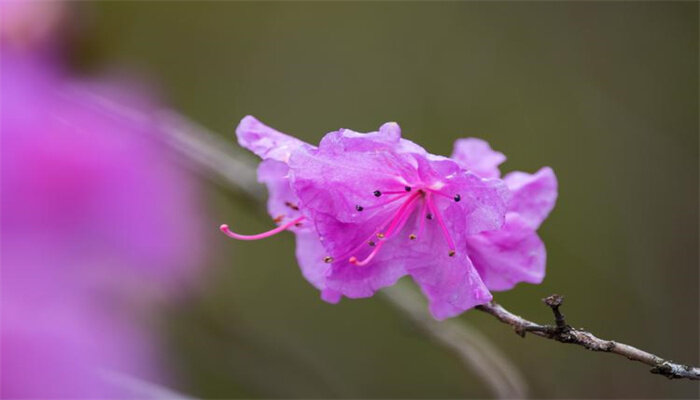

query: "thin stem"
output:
475 296 700 380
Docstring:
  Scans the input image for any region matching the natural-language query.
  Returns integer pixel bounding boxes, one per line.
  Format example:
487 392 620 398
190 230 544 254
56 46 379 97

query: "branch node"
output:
542 294 568 331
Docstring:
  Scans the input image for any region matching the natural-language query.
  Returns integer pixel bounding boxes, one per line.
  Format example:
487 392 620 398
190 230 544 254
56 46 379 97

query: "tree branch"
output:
476 294 700 381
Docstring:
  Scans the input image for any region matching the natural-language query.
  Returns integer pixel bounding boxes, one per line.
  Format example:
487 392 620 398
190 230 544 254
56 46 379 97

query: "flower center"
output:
342 185 461 266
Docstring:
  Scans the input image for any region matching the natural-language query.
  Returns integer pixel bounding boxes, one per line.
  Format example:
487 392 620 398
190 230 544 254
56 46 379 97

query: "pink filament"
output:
415 194 430 238
426 194 456 252
349 192 421 265
362 192 410 210
220 216 305 241
349 241 385 266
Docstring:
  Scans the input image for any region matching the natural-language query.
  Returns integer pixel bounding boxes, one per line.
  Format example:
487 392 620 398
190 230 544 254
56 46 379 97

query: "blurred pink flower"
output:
1 51 204 398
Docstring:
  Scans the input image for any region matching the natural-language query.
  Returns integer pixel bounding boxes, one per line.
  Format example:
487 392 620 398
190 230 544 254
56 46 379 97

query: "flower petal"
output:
466 213 546 291
236 115 308 163
294 230 333 293
408 251 492 320
451 138 506 179
504 166 557 229
312 212 410 298
318 122 427 156
444 172 511 235
257 159 305 225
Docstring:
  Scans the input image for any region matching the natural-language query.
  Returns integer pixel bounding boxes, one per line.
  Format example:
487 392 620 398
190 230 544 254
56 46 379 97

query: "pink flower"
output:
224 116 557 320
1 52 204 397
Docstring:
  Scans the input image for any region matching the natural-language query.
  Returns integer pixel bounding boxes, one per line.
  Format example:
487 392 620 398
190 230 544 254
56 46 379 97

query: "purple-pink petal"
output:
294 230 333 292
236 115 309 162
257 159 306 230
466 213 546 291
451 138 506 179
409 251 492 320
504 167 558 229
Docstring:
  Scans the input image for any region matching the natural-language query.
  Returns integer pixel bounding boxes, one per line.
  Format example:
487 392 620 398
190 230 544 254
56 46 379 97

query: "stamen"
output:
381 190 410 195
362 192 410 210
453 194 461 202
415 198 429 238
380 192 421 240
373 190 382 197
284 201 300 211
347 191 421 265
219 216 305 241
426 213 433 220
368 240 376 246
355 205 364 212
349 242 384 266
409 234 416 240
332 193 416 262
273 215 284 223
405 186 412 192
426 195 457 256
323 256 333 263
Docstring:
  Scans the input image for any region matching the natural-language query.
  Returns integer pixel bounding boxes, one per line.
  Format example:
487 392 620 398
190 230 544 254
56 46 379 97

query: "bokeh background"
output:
3 1 698 398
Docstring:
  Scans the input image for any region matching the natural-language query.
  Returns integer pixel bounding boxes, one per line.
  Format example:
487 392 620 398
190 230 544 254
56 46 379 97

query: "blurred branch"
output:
382 285 527 398
99 369 195 400
149 108 529 398
476 295 700 381
156 110 264 200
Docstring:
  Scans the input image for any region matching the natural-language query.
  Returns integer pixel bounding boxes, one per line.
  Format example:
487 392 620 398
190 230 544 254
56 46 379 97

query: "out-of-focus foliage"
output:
72 2 697 398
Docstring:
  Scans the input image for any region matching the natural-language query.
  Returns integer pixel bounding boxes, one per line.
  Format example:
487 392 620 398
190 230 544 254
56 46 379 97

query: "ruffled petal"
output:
504 167 557 229
325 259 408 299
408 251 492 320
236 115 309 163
466 213 546 291
289 146 421 223
318 122 427 156
257 159 305 224
451 138 506 179
294 230 333 294
442 171 511 235
312 212 410 298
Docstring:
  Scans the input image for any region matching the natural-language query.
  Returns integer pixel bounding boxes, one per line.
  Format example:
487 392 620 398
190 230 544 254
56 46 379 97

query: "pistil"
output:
220 216 305 241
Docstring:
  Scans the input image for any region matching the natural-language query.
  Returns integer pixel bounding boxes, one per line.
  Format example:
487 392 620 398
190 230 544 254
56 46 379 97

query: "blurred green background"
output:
77 2 697 398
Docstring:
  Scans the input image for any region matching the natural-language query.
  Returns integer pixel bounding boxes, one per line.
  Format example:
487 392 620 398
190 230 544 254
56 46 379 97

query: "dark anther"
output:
454 194 461 202
426 213 433 220
323 256 333 263
373 190 382 197
368 240 376 247
355 205 364 212
448 250 456 257
284 201 300 211
409 234 417 240
405 186 412 192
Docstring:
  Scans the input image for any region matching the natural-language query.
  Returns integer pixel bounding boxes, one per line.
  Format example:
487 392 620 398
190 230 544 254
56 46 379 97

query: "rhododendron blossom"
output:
222 117 557 319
